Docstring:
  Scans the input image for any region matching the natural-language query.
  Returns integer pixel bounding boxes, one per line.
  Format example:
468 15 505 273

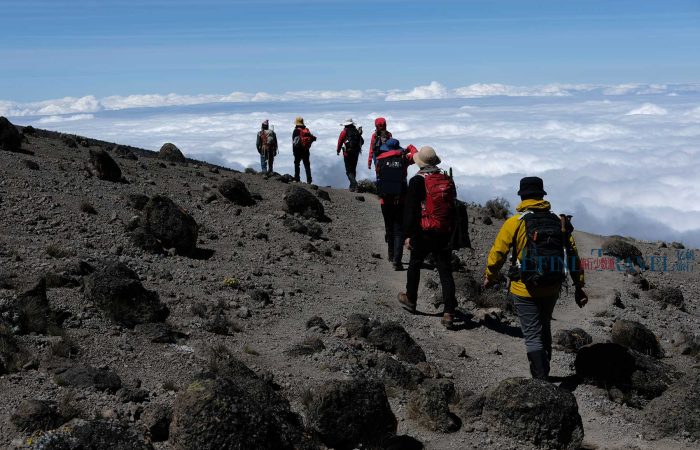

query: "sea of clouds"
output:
5 82 700 247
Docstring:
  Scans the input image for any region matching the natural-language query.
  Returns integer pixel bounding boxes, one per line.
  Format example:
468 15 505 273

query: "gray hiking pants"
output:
511 293 558 355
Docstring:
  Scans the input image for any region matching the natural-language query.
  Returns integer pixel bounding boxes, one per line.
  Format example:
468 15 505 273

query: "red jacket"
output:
375 144 417 204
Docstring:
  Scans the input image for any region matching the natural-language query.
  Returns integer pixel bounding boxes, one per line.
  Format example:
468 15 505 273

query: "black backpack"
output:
376 154 406 197
511 211 565 286
344 127 362 153
373 131 389 157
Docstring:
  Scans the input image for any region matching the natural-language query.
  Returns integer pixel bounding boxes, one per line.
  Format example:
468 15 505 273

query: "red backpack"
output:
420 172 456 233
298 127 315 150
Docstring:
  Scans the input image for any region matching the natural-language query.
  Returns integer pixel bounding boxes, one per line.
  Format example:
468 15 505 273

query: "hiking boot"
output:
393 262 403 271
441 313 455 330
397 292 416 313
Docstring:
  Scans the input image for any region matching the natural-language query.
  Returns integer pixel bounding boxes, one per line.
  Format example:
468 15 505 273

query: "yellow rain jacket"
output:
484 199 585 299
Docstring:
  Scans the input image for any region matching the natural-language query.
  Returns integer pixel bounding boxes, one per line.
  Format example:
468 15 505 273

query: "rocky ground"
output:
0 120 699 449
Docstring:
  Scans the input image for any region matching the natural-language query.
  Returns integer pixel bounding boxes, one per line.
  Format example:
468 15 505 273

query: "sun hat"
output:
341 118 356 126
517 176 547 198
414 146 441 168
295 116 305 126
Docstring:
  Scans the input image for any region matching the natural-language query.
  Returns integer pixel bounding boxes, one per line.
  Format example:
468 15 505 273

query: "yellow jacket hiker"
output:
482 176 588 381
484 198 585 298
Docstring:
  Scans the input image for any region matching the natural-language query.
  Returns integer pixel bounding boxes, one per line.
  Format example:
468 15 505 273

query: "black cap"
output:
517 176 547 198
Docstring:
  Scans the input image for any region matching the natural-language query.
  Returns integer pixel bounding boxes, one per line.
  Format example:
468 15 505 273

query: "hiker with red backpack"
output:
367 117 392 170
398 146 458 329
482 177 588 380
336 119 364 192
292 117 316 184
374 138 418 270
256 120 278 173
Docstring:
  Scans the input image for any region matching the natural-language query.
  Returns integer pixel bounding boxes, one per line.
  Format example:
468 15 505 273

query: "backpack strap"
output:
510 211 530 268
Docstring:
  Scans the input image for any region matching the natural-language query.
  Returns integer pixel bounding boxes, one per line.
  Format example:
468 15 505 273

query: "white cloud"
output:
37 114 94 124
385 81 449 101
625 103 668 116
454 83 572 98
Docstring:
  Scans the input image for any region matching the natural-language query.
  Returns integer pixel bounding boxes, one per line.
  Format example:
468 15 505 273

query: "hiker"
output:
336 119 364 191
292 117 316 184
256 120 278 173
482 176 588 381
398 146 458 329
375 138 417 270
367 117 392 170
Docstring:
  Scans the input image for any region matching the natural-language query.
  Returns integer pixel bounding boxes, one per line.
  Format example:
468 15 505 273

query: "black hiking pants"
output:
406 232 456 314
293 147 312 183
381 201 404 264
344 150 359 190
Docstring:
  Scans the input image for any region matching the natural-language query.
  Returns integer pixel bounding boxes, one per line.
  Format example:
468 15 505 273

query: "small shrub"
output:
484 197 510 219
58 391 83 421
46 244 72 259
243 345 259 356
190 302 207 318
79 200 97 215
162 380 178 392
223 277 240 288
356 179 377 195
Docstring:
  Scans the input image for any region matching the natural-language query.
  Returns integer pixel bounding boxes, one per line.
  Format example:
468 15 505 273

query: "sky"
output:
1 0 699 100
2 1 700 246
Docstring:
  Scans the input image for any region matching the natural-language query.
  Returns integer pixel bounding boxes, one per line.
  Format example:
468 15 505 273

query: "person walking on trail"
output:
482 176 588 381
256 120 278 173
375 138 417 271
368 117 392 170
397 146 458 329
336 118 364 192
292 116 316 184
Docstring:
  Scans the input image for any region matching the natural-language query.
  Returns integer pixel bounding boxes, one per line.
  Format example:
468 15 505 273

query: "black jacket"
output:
403 174 426 239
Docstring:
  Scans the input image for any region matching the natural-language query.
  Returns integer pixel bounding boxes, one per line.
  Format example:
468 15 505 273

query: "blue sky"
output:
2 0 699 101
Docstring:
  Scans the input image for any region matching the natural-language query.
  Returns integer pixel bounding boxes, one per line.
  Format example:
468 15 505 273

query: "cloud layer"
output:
8 83 700 247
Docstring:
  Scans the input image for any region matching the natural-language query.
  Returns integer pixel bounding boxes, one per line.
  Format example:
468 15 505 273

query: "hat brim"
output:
517 188 547 197
342 121 355 126
414 152 441 168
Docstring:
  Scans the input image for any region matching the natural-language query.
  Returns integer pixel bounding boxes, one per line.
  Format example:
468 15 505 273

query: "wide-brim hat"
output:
295 116 305 126
517 176 547 197
341 118 356 126
414 146 441 168
379 138 402 152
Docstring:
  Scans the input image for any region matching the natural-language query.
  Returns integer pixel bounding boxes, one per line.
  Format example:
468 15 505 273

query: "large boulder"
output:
83 262 169 327
649 286 685 309
140 195 198 255
367 322 426 364
170 371 310 450
26 418 153 449
0 116 22 152
407 379 459 432
553 328 593 353
0 324 20 374
372 353 424 390
11 399 64 432
219 178 255 206
53 365 122 393
602 238 644 266
87 148 123 182
305 377 397 450
158 143 186 163
283 186 328 221
5 278 54 334
575 343 678 407
644 371 700 441
482 377 584 450
611 320 663 358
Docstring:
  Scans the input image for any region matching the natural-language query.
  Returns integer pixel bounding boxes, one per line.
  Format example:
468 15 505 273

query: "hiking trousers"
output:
380 201 404 264
344 151 359 190
406 232 456 314
510 293 558 356
293 147 312 183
